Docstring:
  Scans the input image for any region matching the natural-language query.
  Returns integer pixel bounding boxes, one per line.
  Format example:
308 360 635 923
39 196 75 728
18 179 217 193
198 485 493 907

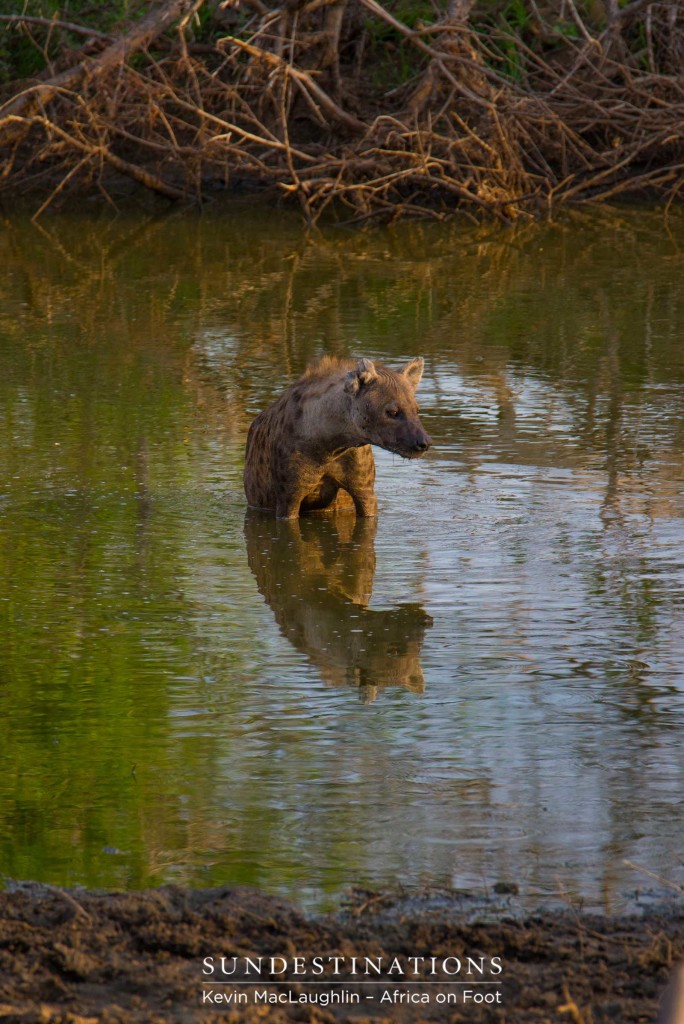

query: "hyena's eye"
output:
385 405 400 418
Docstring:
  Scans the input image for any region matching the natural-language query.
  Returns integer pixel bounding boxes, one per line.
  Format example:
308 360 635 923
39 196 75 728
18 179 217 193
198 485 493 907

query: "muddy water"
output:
2 206 684 910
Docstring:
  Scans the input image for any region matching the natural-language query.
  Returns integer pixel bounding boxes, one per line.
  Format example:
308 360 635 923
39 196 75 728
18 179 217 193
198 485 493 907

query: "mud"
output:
0 883 681 1023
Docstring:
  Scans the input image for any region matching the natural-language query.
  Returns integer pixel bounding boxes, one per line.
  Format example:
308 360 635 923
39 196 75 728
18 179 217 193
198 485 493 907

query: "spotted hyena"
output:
244 356 431 519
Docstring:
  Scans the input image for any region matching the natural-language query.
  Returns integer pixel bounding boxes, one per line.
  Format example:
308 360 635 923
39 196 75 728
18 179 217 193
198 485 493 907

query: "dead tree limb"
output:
222 36 367 133
0 0 204 142
4 114 188 200
0 15 112 41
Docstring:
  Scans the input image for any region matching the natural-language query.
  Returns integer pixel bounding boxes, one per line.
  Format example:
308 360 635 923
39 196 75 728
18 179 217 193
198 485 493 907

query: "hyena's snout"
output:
400 422 431 456
413 428 431 454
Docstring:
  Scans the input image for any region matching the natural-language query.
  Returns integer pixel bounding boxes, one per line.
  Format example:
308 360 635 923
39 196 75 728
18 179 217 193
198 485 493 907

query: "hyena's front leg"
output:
340 447 378 518
274 455 323 520
350 491 378 518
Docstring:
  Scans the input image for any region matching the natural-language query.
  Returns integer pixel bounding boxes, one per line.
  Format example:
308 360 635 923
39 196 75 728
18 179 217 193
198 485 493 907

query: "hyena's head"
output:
344 357 432 458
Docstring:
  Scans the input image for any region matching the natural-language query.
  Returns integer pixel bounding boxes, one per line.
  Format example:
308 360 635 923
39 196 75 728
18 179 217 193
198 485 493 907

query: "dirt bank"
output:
0 882 681 1023
1 0 684 223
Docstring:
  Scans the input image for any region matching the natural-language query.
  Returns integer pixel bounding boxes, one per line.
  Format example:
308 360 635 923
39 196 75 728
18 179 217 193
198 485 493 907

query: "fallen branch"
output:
357 0 495 110
0 0 683 220
4 114 188 201
0 0 204 140
222 35 367 133
0 14 112 41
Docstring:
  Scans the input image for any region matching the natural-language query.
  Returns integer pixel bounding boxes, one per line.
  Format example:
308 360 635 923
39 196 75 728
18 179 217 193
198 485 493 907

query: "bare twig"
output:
0 0 683 221
0 14 112 41
0 0 204 135
221 35 366 132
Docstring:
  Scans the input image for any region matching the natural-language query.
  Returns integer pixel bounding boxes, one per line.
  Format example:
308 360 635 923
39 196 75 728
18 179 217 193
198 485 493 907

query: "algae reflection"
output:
244 512 433 702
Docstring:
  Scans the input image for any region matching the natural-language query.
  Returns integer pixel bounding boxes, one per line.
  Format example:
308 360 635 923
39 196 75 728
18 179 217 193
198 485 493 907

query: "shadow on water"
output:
244 511 433 702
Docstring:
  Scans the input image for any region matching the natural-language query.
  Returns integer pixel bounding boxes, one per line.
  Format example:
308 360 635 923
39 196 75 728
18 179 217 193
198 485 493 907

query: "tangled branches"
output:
1 0 684 222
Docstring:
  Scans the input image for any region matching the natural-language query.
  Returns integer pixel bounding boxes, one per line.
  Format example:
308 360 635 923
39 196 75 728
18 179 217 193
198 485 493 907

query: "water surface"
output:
2 206 684 910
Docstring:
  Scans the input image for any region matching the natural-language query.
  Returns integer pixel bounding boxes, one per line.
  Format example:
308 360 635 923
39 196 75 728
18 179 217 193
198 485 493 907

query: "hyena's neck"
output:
294 375 365 457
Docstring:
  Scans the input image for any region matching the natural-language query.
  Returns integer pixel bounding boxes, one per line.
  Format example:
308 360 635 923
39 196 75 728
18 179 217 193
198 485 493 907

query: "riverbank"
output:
1 0 684 224
0 882 681 1022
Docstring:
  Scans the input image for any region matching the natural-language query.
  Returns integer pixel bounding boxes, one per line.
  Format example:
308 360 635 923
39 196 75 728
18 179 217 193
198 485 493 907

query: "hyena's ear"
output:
344 358 377 394
401 357 424 392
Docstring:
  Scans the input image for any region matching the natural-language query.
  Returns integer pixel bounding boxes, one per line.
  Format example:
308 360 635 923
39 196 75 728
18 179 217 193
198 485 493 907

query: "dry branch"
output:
358 0 494 109
222 35 366 132
0 0 683 220
0 0 203 138
0 15 112 41
4 114 188 200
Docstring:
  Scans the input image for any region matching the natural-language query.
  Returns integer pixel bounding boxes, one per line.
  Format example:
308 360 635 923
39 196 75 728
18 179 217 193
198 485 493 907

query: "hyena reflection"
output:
244 513 432 702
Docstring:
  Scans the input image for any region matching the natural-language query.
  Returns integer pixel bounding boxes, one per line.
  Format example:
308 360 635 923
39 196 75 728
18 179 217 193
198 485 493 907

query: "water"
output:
2 205 684 911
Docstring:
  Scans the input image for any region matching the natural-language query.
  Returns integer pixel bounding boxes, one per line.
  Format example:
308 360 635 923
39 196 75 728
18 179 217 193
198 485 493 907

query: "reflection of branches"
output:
599 316 625 531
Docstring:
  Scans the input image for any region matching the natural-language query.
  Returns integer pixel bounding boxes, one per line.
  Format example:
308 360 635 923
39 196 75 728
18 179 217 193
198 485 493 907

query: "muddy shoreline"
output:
0 882 681 1022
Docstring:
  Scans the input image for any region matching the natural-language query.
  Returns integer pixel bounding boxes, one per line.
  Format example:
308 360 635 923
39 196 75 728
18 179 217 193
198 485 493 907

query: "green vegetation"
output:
0 0 138 81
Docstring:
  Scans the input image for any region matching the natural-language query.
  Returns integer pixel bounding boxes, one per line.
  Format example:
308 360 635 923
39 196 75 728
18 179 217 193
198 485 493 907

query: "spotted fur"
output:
244 356 431 519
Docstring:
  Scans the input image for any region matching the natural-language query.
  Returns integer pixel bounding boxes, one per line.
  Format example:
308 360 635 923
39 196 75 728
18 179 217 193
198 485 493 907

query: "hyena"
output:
244 356 431 518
